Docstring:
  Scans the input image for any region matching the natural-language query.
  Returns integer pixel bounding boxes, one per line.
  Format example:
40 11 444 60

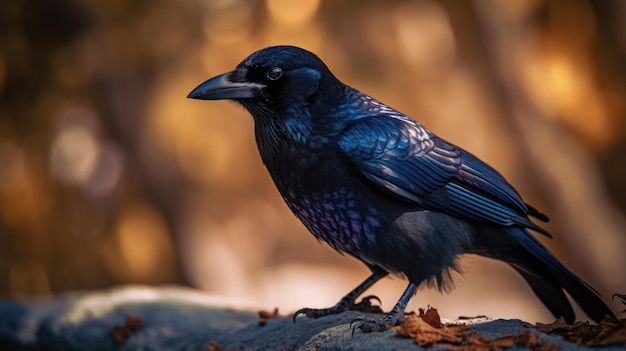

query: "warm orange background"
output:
1 0 625 323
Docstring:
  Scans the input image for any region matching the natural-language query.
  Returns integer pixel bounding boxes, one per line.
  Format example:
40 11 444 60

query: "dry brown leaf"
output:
413 320 464 347
529 316 575 333
392 312 469 347
258 307 286 326
206 341 220 351
395 307 558 350
526 316 626 347
419 306 443 328
392 312 419 338
465 334 515 351
206 341 235 351
124 314 144 332
514 330 559 351
110 314 144 344
593 317 626 346
445 331 558 351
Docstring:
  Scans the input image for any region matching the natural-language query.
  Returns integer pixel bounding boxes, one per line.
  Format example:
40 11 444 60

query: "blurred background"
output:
1 0 625 323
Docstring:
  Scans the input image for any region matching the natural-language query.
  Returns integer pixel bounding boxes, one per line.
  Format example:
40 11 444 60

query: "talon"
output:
349 295 384 314
293 308 306 323
612 293 626 302
349 315 390 334
349 316 364 329
360 295 382 306
350 317 364 337
351 323 362 337
293 306 344 321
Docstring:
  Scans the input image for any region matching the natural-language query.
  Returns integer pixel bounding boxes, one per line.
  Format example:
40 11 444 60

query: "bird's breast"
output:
281 182 385 258
268 144 386 260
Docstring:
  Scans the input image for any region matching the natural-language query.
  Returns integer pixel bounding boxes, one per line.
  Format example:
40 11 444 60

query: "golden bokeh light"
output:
265 0 320 27
50 125 100 185
202 0 254 45
393 1 456 76
103 204 177 283
518 45 617 150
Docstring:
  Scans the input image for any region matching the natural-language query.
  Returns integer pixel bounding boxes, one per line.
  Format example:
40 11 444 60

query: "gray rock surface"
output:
0 285 620 350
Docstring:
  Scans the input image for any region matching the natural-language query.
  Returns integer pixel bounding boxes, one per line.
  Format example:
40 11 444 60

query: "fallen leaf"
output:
445 331 558 351
593 317 626 346
392 312 420 338
258 307 286 326
514 330 559 351
110 314 144 344
419 306 442 328
124 314 144 332
394 307 558 350
206 341 235 351
528 316 576 334
526 316 626 347
207 341 220 351
465 333 515 351
392 312 469 347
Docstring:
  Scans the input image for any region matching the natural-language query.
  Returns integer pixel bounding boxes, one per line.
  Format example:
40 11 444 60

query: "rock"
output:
0 285 621 350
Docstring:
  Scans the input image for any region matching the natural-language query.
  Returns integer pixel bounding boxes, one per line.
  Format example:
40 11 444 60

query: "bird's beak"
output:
187 70 264 100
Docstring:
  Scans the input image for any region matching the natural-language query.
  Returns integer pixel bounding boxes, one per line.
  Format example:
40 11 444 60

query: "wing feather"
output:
337 115 549 235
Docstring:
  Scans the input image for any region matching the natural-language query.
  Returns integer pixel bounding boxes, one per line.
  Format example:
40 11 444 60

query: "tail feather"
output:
511 265 574 322
510 227 615 323
555 268 615 323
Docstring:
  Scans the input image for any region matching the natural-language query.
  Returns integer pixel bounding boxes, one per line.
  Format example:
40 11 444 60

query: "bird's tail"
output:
507 227 615 323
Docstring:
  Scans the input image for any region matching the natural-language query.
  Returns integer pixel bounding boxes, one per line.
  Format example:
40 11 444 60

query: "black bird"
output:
188 46 615 331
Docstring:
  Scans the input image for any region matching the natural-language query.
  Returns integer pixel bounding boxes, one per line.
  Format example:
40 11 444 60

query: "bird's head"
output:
188 46 340 120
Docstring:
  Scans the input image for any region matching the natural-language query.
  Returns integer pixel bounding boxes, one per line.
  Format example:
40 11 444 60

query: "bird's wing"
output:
336 116 459 204
337 116 549 235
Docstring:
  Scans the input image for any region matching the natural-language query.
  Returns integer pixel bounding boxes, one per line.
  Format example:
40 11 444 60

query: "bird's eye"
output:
266 67 283 81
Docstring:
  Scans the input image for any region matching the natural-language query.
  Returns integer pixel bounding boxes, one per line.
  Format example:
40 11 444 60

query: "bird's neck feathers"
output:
248 79 399 178
253 114 300 160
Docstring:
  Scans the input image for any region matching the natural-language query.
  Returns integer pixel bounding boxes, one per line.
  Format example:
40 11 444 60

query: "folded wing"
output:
337 115 549 236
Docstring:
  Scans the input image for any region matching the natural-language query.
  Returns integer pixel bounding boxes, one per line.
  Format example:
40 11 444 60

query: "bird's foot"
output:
350 311 405 334
293 295 383 322
293 306 339 320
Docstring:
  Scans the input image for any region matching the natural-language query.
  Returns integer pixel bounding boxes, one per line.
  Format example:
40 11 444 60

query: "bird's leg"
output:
293 269 388 321
351 282 417 333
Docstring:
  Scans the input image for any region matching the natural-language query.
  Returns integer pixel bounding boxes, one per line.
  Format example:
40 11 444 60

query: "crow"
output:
188 46 615 331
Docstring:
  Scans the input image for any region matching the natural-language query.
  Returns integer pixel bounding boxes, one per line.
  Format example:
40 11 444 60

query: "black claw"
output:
293 307 323 322
293 308 306 323
349 316 364 329
293 306 344 321
294 294 385 327
351 324 361 337
350 295 384 314
360 295 382 306
350 317 364 337
349 315 390 335
613 294 626 313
